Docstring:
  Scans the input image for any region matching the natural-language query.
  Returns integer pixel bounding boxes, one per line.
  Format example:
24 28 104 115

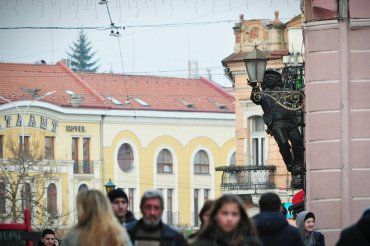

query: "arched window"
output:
157 149 173 174
47 183 57 214
78 184 88 193
117 143 134 172
194 150 209 174
229 151 236 166
0 182 5 214
22 183 32 210
250 116 266 166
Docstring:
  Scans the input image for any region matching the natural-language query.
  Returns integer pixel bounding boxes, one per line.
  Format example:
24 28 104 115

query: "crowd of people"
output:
37 189 370 246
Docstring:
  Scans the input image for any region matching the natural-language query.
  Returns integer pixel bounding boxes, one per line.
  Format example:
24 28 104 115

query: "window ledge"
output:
194 173 211 176
157 172 175 175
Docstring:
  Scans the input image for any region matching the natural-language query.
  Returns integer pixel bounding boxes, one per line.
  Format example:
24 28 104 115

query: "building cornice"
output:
350 18 370 29
0 101 235 121
303 19 339 30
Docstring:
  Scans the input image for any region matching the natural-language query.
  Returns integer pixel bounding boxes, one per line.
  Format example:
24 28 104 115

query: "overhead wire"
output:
0 16 297 31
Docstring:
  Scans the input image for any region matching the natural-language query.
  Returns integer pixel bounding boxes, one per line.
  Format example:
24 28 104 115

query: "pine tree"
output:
67 30 99 72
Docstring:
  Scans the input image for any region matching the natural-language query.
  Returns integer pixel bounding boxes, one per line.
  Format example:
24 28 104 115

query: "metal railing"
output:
73 160 94 174
163 211 179 226
216 165 276 191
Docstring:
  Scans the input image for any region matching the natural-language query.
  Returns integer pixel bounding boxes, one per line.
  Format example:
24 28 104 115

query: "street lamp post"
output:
243 45 268 86
0 91 56 150
104 179 116 194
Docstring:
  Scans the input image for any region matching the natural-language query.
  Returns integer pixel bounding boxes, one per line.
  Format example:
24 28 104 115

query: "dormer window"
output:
180 99 194 108
134 97 150 106
107 96 122 105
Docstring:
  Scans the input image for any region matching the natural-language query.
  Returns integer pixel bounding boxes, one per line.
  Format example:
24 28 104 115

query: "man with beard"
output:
108 188 137 226
126 190 186 246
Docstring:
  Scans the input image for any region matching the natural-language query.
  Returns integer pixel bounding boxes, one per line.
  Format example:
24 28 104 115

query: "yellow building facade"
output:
0 62 236 228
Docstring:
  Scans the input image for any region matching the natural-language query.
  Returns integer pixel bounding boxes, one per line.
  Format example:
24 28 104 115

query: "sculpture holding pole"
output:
244 45 305 189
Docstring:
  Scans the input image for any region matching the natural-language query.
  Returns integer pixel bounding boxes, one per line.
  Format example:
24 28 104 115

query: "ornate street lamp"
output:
243 45 268 85
104 179 116 194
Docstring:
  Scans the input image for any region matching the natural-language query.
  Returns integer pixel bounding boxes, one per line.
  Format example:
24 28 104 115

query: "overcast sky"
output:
0 0 301 86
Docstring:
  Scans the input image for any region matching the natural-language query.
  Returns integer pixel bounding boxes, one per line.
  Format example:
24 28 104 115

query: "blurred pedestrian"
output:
187 200 214 244
280 204 288 218
126 189 186 246
239 194 259 218
336 206 370 246
38 229 57 246
62 189 132 246
108 188 137 226
296 211 325 246
191 194 261 246
253 192 303 246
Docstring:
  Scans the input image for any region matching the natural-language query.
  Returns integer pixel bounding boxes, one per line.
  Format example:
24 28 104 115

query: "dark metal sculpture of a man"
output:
250 69 304 187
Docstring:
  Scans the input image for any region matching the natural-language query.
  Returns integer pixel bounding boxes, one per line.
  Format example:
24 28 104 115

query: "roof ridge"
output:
56 61 108 106
199 77 234 101
78 71 205 81
0 62 57 67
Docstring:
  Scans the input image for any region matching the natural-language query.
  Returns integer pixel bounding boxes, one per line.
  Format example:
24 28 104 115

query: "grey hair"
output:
140 189 164 209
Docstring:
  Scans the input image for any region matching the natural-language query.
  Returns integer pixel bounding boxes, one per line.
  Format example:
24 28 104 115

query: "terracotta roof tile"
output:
0 62 235 113
0 62 106 108
78 72 235 113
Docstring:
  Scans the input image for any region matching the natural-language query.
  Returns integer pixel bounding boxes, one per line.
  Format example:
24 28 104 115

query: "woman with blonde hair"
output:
62 189 132 246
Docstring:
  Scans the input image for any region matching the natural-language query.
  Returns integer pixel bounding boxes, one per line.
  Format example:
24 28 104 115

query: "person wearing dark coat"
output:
296 211 325 246
336 206 370 246
126 189 186 246
127 219 185 246
191 195 261 246
108 188 137 226
253 192 304 246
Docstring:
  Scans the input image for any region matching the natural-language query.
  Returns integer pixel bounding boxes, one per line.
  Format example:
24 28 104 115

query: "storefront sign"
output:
66 125 86 132
0 114 59 133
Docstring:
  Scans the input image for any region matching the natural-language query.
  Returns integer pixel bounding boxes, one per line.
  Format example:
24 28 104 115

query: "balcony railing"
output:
216 165 276 191
73 160 94 174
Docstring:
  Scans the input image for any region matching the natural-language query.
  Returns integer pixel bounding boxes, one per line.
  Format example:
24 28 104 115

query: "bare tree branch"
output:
0 134 70 231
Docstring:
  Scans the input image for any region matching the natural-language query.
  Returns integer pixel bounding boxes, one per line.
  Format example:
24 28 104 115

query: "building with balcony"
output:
0 61 235 228
220 12 304 201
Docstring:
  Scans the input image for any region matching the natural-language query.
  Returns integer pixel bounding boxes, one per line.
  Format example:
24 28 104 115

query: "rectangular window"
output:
19 136 30 156
261 138 265 164
194 189 199 227
167 189 173 224
72 137 79 173
252 137 266 166
0 135 3 159
45 137 55 159
204 189 210 202
0 182 5 214
253 138 259 165
83 138 90 173
129 188 134 215
22 183 32 210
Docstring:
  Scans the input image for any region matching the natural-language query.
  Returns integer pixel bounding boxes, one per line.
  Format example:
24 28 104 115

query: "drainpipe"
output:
338 0 350 228
100 115 105 187
338 0 349 21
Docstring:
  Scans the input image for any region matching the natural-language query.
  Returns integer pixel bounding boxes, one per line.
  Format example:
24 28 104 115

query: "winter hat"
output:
304 212 315 222
108 188 128 203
